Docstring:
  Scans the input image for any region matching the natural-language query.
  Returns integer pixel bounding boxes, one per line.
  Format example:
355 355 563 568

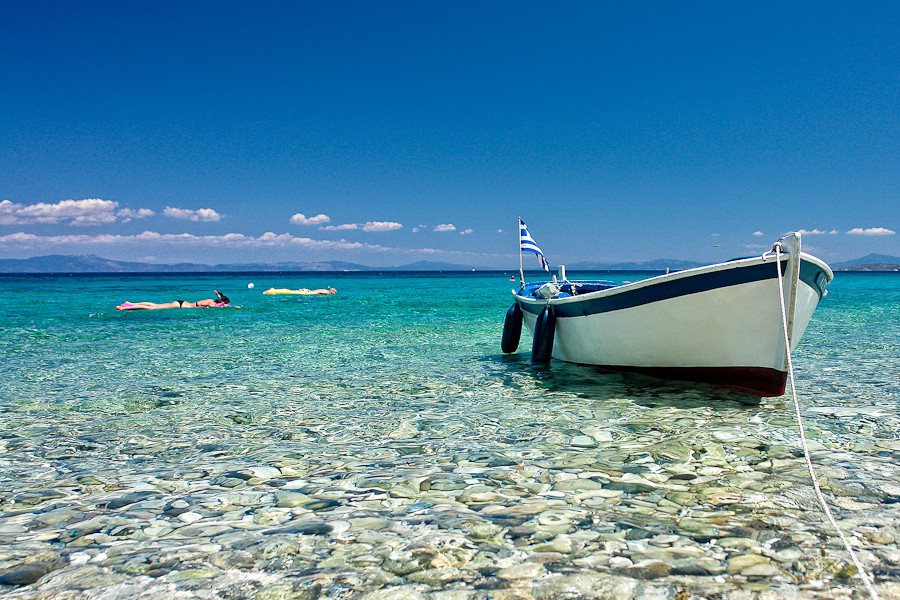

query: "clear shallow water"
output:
0 271 898 599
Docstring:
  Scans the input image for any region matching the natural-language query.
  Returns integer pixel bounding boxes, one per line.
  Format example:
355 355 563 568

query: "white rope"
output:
774 242 879 600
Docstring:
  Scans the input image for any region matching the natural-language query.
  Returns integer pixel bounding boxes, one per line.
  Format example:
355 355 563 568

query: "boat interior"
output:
519 279 620 299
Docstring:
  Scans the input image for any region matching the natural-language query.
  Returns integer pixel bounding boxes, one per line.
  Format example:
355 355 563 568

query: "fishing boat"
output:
502 224 833 397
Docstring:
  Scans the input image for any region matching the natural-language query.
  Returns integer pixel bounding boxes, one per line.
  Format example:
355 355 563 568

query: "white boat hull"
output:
512 238 832 396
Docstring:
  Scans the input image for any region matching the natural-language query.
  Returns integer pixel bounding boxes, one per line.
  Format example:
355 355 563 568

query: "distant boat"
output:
502 232 832 396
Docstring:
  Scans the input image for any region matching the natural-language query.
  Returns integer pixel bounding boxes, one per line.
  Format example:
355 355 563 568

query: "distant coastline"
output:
0 254 898 274
833 264 900 272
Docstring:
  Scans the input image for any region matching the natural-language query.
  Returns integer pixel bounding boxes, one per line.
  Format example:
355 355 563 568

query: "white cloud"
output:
291 237 370 250
117 208 155 222
162 207 193 220
196 208 221 221
320 221 403 232
0 230 518 264
752 231 764 236
0 230 392 252
290 213 330 225
362 221 402 232
846 227 895 236
796 229 837 235
0 232 40 243
0 199 158 226
0 198 124 225
434 224 456 232
163 207 222 222
460 228 474 235
255 232 295 244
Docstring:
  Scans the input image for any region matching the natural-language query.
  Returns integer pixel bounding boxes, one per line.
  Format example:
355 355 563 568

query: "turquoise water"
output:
0 271 898 598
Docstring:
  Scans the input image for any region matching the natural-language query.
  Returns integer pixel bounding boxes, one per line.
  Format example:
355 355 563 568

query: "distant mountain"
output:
0 254 476 273
567 259 703 271
833 254 900 268
834 264 900 272
0 255 166 273
0 255 372 273
3 253 898 274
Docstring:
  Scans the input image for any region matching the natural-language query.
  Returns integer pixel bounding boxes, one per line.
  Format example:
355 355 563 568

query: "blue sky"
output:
1 1 897 267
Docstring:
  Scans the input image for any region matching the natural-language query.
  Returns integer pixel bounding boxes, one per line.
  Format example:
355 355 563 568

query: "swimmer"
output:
263 287 337 295
300 287 336 295
117 290 231 310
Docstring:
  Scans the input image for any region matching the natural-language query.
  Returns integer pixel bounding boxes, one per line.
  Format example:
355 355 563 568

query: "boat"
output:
501 231 833 396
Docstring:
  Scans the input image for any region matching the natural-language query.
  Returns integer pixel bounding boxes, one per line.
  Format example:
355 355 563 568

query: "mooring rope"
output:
774 241 879 600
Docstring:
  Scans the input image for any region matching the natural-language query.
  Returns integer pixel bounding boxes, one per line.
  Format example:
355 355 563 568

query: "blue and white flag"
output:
519 217 550 272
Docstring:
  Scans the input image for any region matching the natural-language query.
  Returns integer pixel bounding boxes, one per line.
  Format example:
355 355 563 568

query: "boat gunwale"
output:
799 251 834 283
514 253 791 306
515 250 833 305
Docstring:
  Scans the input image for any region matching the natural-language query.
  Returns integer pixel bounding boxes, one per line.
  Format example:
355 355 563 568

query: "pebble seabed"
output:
2 379 900 600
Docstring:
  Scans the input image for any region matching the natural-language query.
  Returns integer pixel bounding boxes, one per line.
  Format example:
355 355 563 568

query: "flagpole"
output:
517 216 525 287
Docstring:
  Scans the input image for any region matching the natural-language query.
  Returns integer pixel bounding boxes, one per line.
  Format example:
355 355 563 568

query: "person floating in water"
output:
262 287 337 295
117 290 231 310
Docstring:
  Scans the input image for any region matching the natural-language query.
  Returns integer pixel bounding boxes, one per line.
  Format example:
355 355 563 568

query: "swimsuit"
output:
177 300 187 307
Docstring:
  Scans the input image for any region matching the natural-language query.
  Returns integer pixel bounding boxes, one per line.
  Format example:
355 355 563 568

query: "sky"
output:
1 1 898 268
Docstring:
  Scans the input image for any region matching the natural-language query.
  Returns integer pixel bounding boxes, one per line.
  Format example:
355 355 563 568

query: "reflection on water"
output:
498 357 764 407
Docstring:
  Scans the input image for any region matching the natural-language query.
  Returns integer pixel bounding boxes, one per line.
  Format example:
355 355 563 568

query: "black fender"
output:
501 303 523 353
531 305 556 364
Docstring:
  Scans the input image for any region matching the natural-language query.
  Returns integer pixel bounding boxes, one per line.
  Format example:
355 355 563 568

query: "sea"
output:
0 270 898 599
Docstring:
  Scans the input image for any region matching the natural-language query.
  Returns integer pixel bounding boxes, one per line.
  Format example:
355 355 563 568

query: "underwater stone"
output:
570 435 597 448
0 560 63 586
301 498 341 511
274 491 315 507
531 534 574 554
617 559 672 580
164 566 222 581
265 521 332 536
552 478 606 492
716 537 761 551
383 550 436 576
670 556 725 575
350 517 389 531
405 566 465 586
360 586 426 600
726 553 772 574
177 511 203 523
496 561 546 580
741 562 781 577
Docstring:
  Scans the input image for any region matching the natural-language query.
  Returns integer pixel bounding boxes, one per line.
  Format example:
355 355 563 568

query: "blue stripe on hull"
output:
518 260 786 318
799 260 829 299
517 258 830 318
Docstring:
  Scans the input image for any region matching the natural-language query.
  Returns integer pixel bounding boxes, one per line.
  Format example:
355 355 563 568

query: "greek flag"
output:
519 217 550 272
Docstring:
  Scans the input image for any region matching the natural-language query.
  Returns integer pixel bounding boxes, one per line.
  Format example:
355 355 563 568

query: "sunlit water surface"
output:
0 271 898 599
